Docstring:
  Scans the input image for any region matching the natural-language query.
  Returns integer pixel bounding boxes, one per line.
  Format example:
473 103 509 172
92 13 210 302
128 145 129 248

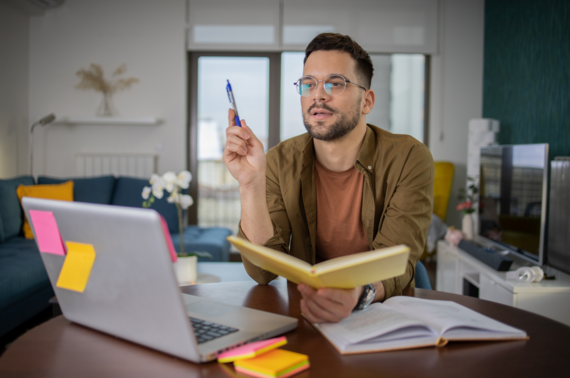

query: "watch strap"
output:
353 284 376 311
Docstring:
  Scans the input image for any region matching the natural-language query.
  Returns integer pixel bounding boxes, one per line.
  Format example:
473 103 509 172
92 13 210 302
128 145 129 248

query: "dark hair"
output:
304 33 374 89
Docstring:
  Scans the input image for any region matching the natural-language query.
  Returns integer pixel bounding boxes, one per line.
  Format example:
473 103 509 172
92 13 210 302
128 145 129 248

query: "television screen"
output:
478 144 549 264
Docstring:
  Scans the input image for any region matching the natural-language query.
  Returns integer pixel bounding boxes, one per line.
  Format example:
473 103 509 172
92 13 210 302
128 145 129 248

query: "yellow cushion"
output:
433 162 454 222
16 181 74 239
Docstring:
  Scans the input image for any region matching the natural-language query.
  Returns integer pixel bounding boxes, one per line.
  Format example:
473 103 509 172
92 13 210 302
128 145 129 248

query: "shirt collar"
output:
356 125 376 174
302 134 315 168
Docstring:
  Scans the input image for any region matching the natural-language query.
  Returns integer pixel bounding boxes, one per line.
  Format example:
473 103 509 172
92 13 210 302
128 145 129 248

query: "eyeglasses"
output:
294 74 367 97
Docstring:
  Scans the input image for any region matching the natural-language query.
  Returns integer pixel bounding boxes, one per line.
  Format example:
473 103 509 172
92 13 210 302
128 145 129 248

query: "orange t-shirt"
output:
315 159 370 262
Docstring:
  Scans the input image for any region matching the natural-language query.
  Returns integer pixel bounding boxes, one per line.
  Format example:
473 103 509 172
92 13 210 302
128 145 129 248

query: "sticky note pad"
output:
218 336 287 363
29 210 66 255
56 242 96 293
234 361 310 378
160 215 177 262
234 349 309 378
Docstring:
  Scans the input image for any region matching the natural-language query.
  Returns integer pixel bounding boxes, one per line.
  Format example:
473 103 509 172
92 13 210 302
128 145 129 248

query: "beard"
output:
302 96 362 142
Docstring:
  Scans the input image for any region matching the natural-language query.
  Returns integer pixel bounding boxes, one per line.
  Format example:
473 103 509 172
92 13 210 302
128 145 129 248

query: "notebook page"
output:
316 302 435 344
384 297 525 336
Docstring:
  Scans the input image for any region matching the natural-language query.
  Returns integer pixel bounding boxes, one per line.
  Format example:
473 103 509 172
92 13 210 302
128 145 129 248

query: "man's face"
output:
301 50 366 142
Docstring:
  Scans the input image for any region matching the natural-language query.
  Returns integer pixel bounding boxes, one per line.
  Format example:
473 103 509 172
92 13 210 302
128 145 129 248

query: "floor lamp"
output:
29 113 56 177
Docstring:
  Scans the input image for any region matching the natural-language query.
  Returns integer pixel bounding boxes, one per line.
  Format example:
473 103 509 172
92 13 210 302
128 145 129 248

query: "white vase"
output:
462 213 474 240
174 255 197 284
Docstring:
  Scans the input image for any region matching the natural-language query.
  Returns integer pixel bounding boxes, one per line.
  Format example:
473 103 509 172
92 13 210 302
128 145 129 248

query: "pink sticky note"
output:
160 215 178 262
217 336 287 363
29 210 66 256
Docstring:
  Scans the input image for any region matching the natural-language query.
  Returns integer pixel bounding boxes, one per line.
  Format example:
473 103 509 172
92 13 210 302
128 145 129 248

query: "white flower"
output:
176 171 192 189
162 171 177 193
179 194 193 209
144 171 194 208
166 190 178 204
141 186 151 200
152 179 165 199
149 173 161 185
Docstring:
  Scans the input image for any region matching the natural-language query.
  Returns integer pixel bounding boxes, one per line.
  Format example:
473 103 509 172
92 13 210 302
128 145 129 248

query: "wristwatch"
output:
353 284 376 311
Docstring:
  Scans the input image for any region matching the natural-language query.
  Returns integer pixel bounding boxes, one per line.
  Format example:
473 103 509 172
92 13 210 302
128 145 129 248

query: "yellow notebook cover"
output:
227 236 410 289
234 349 308 376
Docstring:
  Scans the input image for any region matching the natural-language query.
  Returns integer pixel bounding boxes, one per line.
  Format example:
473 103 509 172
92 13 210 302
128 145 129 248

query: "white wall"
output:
29 0 187 177
429 0 485 228
0 2 29 178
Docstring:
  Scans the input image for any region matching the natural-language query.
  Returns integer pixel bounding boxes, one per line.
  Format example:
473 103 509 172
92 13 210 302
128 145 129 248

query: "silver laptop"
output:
22 197 297 363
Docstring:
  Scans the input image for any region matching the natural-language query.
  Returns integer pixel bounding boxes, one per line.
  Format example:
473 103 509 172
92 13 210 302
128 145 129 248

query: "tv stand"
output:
436 240 570 326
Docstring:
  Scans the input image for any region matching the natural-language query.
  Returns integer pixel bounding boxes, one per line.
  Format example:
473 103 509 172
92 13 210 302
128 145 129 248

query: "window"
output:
188 52 281 233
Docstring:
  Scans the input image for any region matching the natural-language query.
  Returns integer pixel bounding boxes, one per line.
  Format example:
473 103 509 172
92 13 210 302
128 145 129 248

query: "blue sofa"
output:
0 175 232 338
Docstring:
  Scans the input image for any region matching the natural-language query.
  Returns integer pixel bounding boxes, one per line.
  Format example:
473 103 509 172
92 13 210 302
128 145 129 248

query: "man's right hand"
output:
222 109 266 188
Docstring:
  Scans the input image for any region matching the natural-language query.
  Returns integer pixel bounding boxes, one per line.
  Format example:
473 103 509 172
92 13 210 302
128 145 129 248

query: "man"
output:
223 33 433 323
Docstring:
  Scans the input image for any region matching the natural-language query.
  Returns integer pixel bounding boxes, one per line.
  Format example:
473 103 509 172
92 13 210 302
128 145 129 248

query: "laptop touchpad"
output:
186 301 238 318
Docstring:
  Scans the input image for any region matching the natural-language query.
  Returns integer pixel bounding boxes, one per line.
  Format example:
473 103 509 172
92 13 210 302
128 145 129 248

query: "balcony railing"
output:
198 159 240 235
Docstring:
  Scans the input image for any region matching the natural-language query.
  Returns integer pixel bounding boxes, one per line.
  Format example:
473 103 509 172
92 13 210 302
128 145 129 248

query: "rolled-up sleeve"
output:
373 144 434 299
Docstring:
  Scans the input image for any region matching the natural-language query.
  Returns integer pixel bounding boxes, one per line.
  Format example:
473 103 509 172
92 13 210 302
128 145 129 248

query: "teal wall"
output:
483 0 570 159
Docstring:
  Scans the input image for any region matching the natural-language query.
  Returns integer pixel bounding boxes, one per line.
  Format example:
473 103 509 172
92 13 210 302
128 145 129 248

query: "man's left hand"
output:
298 283 362 323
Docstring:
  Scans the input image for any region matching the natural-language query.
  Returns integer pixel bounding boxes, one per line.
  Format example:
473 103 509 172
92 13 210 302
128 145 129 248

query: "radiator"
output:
75 153 157 178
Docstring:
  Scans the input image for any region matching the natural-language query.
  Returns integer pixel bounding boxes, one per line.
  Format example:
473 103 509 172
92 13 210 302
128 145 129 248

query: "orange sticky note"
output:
160 215 178 262
29 210 66 255
56 241 96 293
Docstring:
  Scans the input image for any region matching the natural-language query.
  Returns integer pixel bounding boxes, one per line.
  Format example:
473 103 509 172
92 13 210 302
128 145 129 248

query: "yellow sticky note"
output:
56 242 96 293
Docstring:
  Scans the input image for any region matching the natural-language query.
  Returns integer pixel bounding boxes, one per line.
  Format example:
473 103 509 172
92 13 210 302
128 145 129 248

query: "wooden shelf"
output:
53 117 161 125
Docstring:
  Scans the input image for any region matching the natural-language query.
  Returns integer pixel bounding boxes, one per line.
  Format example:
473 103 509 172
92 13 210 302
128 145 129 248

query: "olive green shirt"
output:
238 124 434 299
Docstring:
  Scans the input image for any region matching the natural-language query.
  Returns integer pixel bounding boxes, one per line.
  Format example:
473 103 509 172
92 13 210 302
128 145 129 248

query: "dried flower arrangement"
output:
75 63 139 116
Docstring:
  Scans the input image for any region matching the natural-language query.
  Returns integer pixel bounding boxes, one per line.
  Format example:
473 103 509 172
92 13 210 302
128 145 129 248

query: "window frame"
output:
187 51 282 225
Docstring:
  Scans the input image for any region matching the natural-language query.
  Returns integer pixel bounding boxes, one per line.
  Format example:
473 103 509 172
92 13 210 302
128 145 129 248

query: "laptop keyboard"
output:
190 317 239 344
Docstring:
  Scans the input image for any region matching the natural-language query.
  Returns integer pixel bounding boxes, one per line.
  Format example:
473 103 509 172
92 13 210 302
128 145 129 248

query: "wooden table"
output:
1 280 569 377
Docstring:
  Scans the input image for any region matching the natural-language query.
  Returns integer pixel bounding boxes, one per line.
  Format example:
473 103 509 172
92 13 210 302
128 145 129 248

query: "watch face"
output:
355 284 376 311
363 284 376 306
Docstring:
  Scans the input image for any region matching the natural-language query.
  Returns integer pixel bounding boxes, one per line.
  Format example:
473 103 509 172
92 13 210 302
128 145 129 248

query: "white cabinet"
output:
436 240 570 326
479 275 514 306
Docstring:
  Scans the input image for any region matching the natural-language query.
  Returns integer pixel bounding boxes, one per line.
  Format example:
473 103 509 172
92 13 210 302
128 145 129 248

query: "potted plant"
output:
456 176 479 240
142 171 211 284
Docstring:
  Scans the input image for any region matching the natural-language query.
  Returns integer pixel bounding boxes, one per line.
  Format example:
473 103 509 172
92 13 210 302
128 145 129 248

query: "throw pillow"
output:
111 177 184 234
38 175 116 204
16 181 74 239
0 175 36 241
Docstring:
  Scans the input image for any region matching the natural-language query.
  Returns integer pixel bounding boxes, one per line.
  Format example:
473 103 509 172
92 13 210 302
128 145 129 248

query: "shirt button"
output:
368 166 372 170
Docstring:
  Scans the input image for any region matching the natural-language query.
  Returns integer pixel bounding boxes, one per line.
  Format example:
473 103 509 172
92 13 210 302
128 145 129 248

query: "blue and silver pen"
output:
226 80 241 127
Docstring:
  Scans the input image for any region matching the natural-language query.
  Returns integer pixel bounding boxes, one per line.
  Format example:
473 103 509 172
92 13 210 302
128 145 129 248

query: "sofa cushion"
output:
16 181 74 239
0 176 35 241
170 226 232 262
111 177 184 233
0 237 51 313
38 175 116 204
